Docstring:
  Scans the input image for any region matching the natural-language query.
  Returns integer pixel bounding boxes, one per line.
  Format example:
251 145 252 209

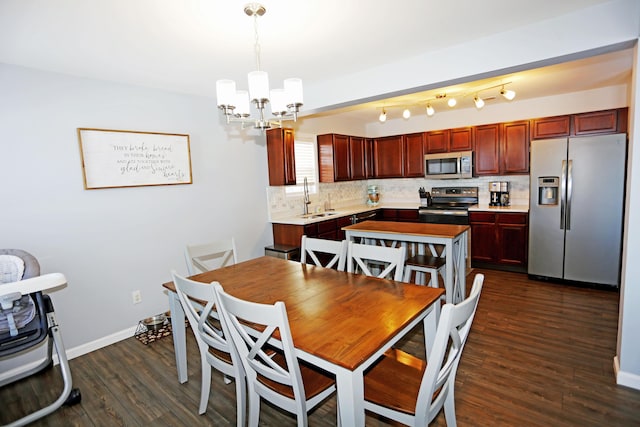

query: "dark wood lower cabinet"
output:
380 208 419 222
272 215 353 248
470 211 528 271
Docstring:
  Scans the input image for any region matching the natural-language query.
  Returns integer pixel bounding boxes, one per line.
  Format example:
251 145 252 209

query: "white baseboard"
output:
0 325 138 384
614 356 640 390
65 325 138 360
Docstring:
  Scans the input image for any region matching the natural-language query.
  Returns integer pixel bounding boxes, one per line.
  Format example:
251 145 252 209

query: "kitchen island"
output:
343 220 469 304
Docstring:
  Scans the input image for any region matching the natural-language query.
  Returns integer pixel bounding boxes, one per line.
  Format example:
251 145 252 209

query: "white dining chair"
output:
170 271 245 426
346 241 406 281
212 283 336 427
300 235 348 271
362 273 485 426
184 238 238 275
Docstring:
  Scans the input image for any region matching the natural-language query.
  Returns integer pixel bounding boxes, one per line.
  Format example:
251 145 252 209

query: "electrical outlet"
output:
132 290 142 304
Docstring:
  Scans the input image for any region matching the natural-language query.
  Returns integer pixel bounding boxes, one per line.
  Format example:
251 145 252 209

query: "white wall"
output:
617 40 640 389
0 64 273 370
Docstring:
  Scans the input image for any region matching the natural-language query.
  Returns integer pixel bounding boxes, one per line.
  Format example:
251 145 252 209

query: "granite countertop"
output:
469 204 529 213
271 202 529 225
270 202 419 225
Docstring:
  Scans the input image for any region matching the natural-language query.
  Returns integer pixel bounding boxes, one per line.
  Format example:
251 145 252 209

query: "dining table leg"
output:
444 240 454 304
423 301 441 360
335 367 365 427
168 291 188 383
452 231 467 303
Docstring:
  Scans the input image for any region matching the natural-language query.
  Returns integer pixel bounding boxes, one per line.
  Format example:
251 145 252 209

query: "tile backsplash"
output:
267 175 530 220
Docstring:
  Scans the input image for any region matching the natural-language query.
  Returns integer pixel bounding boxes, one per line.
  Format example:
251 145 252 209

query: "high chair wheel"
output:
64 388 82 406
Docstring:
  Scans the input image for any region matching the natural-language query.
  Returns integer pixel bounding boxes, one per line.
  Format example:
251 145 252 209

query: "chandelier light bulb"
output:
474 95 485 109
447 98 457 107
216 80 237 107
402 108 411 119
269 88 287 115
426 104 435 116
379 109 387 123
284 78 303 105
235 90 250 116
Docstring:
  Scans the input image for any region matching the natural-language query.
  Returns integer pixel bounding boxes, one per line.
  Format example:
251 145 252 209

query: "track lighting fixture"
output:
373 81 516 121
426 104 435 117
500 85 516 100
474 95 485 109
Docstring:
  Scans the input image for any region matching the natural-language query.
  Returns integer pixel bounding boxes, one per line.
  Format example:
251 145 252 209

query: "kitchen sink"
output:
299 212 340 219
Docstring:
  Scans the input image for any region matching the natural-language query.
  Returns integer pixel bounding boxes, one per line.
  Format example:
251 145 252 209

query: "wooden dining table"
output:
162 256 443 426
343 220 470 304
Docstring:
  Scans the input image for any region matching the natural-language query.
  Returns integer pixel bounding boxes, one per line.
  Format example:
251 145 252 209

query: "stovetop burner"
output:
418 186 478 224
419 186 479 210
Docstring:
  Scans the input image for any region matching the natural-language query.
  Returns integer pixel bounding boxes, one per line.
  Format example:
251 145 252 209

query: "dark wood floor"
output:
2 269 640 426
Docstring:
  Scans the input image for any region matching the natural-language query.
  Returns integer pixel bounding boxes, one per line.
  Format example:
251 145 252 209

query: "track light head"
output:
447 97 457 107
500 86 516 101
426 104 435 116
474 95 485 109
402 108 411 119
379 109 387 123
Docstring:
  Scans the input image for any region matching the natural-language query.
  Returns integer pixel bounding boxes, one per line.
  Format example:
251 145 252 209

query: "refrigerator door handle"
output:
560 160 567 230
566 159 573 230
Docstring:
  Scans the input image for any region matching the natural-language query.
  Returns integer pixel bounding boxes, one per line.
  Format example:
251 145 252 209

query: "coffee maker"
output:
500 181 510 206
489 181 510 206
489 182 501 206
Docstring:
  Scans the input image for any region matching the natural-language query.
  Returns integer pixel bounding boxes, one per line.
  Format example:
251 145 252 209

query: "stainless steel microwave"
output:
424 151 473 179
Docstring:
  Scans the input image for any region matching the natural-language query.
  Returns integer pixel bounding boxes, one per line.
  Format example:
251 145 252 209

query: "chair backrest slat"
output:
185 238 238 275
346 241 406 281
300 236 347 271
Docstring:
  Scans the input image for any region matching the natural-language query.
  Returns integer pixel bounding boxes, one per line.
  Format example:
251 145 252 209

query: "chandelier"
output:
216 3 303 130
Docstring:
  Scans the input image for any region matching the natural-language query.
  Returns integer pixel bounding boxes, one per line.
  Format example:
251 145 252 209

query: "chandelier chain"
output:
253 13 261 71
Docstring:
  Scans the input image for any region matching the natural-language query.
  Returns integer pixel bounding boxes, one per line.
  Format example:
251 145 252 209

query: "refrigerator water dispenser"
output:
538 177 559 205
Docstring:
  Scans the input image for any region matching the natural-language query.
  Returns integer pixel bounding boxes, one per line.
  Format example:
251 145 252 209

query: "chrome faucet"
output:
303 177 311 215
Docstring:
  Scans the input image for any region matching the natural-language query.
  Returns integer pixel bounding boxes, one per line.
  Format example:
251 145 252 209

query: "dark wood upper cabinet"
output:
365 138 375 178
530 115 571 139
573 109 618 135
474 121 529 176
501 120 530 174
349 136 367 180
450 127 473 151
266 128 296 186
308 108 625 184
473 124 501 175
404 132 425 177
372 135 404 178
531 109 627 139
317 133 350 182
425 130 449 154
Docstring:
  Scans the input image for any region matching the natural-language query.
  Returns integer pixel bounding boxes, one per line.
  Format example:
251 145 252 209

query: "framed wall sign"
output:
77 128 192 189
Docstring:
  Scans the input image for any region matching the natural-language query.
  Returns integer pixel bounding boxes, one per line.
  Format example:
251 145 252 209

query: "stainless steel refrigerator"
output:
528 133 626 287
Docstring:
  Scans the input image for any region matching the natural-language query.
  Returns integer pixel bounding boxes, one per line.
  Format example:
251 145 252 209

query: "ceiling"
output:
0 0 633 124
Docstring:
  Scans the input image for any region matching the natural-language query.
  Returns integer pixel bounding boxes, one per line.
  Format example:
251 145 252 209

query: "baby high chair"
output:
0 249 81 426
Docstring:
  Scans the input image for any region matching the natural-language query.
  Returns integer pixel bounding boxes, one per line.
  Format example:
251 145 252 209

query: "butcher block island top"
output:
342 220 469 238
